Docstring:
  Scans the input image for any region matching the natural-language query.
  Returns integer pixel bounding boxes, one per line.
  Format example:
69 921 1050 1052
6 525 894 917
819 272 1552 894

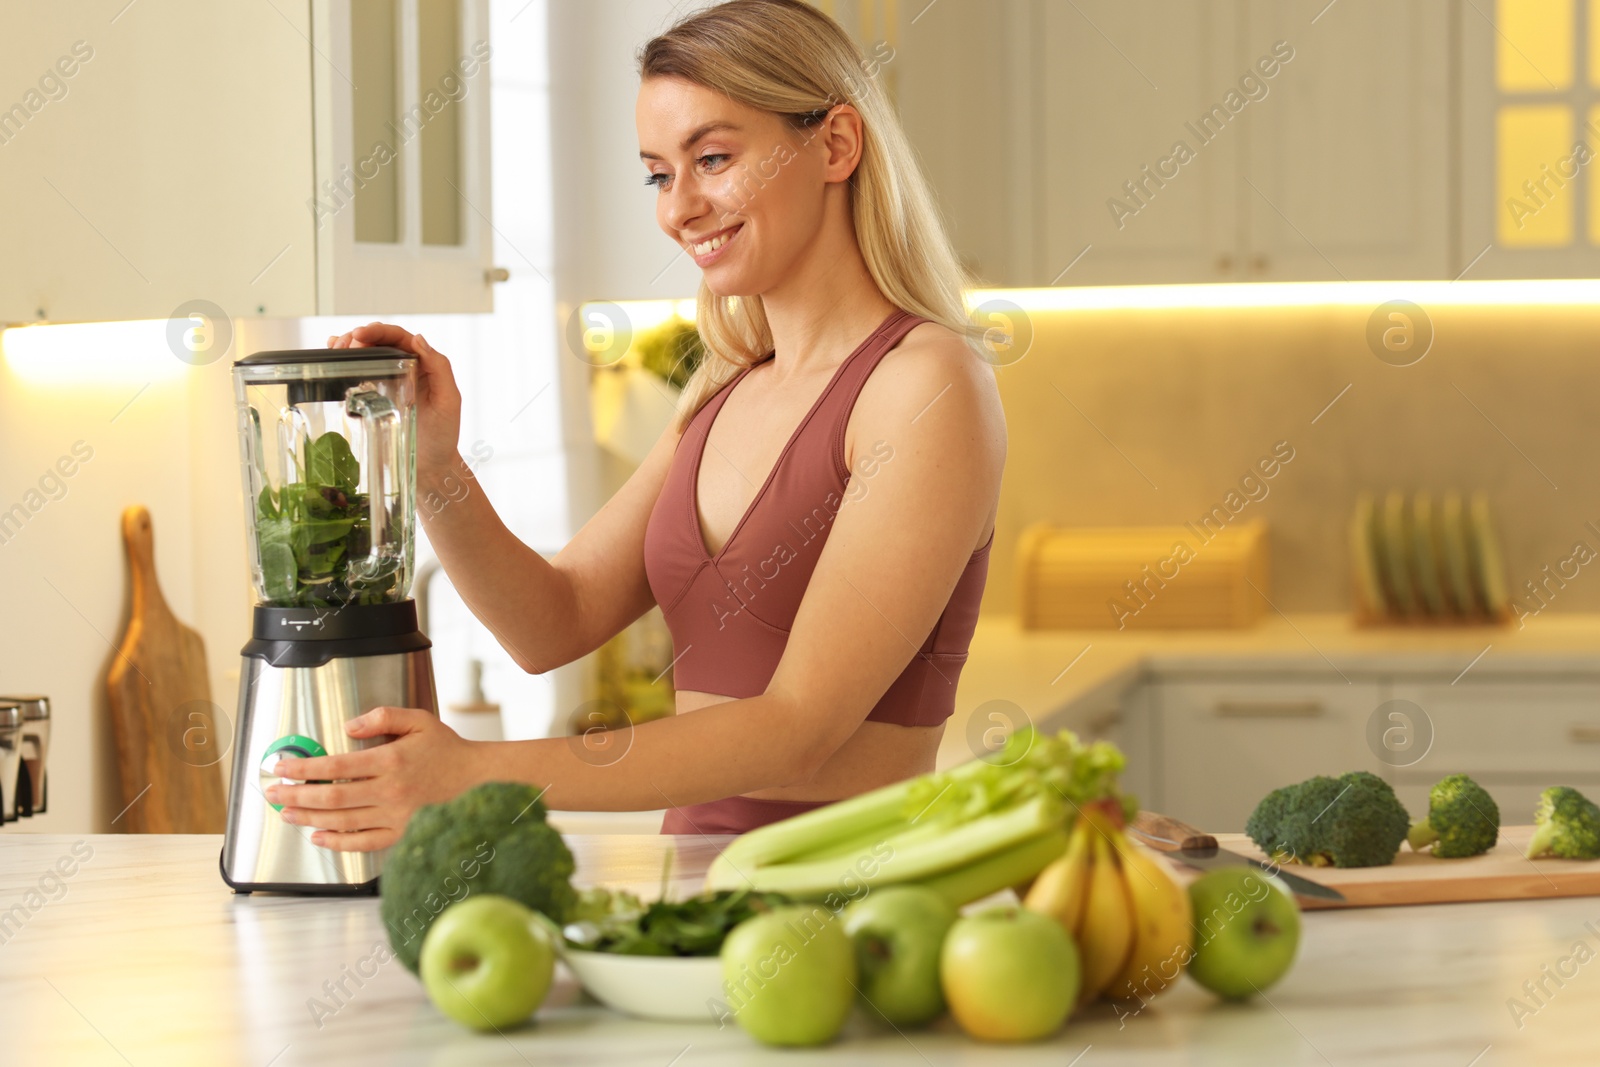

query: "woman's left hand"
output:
265 707 481 853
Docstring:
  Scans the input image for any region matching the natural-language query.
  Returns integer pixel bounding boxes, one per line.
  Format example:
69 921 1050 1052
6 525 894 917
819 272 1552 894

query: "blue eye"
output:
645 154 731 192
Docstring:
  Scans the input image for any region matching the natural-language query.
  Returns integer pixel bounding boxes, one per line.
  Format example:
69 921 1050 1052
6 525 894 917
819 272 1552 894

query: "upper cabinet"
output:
0 0 495 326
1035 1 1244 287
1460 0 1600 278
1240 0 1451 282
900 1 1464 286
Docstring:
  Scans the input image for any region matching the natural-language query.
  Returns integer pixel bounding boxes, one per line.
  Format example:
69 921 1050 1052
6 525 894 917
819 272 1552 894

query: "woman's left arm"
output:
269 329 1005 851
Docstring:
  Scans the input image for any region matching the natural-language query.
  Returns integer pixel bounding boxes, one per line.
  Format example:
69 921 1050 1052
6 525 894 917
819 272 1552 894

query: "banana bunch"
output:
1024 804 1193 1005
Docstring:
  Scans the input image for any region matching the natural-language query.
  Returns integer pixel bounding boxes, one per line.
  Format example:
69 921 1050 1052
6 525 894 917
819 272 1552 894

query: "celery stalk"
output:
713 779 914 870
704 727 1129 904
713 747 1004 870
913 826 1071 907
784 812 953 865
708 795 1061 896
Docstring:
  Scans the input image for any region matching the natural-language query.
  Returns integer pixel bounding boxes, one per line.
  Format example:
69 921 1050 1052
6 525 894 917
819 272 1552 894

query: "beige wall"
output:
987 300 1600 622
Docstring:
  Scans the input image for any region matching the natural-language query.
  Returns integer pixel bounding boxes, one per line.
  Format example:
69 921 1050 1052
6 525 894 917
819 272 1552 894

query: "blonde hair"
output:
639 0 974 431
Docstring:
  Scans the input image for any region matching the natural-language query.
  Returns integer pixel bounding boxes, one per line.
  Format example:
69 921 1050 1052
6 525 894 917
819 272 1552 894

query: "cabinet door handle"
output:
485 266 511 283
1215 253 1234 274
1569 724 1600 743
1213 701 1324 718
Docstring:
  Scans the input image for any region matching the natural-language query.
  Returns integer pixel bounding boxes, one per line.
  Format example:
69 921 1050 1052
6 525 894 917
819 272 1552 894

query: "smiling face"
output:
637 76 843 297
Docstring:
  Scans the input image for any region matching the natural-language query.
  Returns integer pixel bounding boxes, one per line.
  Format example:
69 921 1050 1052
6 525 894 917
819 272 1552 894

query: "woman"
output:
267 0 1006 848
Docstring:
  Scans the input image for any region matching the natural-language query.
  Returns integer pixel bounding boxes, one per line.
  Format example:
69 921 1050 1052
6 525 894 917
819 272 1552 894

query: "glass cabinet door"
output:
313 0 493 313
1461 0 1600 277
417 0 464 248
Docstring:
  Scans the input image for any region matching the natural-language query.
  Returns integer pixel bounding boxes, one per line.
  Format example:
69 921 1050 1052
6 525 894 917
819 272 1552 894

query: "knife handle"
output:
1128 811 1218 852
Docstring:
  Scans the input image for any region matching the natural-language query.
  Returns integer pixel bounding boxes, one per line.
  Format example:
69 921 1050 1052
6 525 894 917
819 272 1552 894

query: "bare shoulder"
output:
851 319 1006 458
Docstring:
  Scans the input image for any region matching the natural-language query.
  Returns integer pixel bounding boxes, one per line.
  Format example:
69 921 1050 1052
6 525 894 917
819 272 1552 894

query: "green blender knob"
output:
260 734 328 811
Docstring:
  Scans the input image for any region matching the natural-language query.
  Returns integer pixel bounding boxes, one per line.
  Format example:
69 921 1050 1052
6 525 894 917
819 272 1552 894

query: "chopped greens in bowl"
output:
561 886 792 957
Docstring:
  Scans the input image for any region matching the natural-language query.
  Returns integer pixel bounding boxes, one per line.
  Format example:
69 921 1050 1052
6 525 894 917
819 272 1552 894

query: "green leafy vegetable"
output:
253 431 401 607
307 431 360 493
562 886 792 957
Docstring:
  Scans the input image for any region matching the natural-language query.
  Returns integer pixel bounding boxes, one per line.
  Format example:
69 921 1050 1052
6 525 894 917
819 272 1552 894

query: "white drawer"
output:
1152 680 1384 833
1388 682 1600 777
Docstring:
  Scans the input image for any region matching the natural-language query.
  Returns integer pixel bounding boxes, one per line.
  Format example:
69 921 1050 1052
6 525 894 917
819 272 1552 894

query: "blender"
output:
221 347 438 894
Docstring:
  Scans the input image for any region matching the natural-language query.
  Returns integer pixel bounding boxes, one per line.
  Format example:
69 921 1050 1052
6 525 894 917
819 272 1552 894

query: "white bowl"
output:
562 948 725 1023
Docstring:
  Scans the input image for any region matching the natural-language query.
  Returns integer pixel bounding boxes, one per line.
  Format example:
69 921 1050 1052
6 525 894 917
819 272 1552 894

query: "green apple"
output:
721 904 856 1046
843 885 958 1027
940 905 1078 1042
1186 867 1302 1000
420 894 554 1031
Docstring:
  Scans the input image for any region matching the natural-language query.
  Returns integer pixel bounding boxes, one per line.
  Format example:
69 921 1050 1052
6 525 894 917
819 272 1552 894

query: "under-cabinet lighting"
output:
1 320 192 385
584 281 1600 322
969 279 1600 311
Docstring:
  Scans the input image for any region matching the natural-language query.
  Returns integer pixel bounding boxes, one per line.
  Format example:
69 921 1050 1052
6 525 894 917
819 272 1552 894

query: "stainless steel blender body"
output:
0 696 49 815
221 640 436 893
0 704 22 823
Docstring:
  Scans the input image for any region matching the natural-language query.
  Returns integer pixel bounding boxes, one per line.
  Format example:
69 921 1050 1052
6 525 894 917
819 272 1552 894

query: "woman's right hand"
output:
327 322 463 477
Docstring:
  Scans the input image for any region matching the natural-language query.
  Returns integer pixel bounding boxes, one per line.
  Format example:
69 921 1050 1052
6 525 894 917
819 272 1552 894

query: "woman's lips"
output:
689 223 743 267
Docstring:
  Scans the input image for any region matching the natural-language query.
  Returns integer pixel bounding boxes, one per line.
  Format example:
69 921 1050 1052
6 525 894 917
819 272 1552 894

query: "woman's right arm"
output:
329 323 681 674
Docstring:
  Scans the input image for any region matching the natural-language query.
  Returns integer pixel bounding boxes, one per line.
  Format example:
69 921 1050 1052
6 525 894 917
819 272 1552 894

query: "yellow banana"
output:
1073 829 1135 1004
1023 818 1093 930
1106 840 1193 1004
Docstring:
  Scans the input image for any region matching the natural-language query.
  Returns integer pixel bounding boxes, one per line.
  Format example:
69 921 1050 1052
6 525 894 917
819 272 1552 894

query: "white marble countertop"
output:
3 832 1598 1065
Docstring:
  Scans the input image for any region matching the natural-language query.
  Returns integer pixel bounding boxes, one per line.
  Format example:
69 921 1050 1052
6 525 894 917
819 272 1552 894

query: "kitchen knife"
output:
1129 811 1346 903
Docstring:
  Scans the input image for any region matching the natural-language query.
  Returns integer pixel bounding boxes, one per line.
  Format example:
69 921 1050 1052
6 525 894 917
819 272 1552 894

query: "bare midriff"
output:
672 688 944 801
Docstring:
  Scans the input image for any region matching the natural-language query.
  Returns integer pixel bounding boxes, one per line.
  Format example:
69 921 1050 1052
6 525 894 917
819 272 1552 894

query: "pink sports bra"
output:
642 309 993 833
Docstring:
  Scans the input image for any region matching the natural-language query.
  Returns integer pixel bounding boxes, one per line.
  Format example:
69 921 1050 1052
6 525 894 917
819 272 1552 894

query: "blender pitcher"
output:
221 347 438 895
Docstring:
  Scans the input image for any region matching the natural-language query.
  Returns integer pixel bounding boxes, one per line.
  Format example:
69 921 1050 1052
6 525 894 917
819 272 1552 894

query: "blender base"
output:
221 626 437 895
218 847 380 896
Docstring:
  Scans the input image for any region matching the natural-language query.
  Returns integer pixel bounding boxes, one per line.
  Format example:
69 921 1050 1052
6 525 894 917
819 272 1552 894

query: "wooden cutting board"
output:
105 506 227 833
1207 826 1600 910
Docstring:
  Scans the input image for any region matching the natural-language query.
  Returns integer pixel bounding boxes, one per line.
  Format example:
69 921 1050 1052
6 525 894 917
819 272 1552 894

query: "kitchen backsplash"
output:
986 297 1600 623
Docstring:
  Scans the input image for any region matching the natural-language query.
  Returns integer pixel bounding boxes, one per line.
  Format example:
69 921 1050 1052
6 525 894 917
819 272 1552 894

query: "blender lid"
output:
233 346 417 395
234 346 415 370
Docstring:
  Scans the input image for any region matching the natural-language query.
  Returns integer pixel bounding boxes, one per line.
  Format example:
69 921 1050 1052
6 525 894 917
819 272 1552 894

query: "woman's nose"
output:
662 178 710 237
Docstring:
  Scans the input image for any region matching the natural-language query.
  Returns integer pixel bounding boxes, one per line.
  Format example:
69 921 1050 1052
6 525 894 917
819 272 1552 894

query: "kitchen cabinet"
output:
0 0 496 326
1110 662 1600 834
1459 0 1600 278
1123 676 1383 832
899 0 1453 285
1034 1 1241 287
1240 0 1451 281
1384 679 1600 818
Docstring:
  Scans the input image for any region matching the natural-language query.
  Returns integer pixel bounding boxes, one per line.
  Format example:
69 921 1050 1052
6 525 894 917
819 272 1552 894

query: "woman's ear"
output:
817 103 866 184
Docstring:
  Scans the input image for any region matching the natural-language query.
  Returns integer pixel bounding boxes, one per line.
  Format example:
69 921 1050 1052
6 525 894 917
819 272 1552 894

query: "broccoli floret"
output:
1407 773 1500 858
380 781 577 973
1525 786 1600 860
1245 771 1410 868
1243 783 1296 857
